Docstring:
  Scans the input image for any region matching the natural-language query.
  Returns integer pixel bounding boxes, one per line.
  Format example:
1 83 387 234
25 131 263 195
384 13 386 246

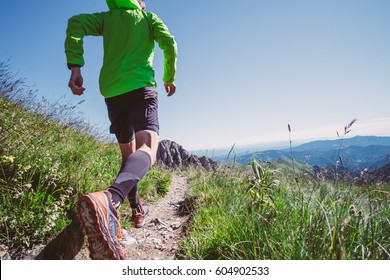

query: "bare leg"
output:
118 139 136 166
118 128 158 165
135 129 159 165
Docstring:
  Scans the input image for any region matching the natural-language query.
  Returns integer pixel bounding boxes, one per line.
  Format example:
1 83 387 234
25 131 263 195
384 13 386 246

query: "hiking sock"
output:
127 184 140 209
108 150 151 205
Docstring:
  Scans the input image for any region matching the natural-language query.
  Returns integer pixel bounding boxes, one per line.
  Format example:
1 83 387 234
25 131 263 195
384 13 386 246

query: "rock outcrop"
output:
364 163 390 184
157 140 218 171
313 162 390 185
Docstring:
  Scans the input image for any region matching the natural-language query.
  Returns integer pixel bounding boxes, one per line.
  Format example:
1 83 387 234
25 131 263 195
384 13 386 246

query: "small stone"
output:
0 250 11 260
171 223 181 230
122 237 137 246
149 238 163 246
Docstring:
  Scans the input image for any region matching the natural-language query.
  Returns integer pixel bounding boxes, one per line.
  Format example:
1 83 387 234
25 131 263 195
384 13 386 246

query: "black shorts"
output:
105 87 159 143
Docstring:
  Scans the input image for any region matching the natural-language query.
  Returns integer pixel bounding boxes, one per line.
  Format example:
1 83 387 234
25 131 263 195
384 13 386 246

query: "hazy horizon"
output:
190 134 390 158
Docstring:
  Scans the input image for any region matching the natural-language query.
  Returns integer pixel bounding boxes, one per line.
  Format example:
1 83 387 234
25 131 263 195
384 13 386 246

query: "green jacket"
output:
65 0 177 98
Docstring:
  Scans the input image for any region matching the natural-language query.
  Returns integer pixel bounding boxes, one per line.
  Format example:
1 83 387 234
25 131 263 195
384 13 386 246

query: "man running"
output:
65 0 177 260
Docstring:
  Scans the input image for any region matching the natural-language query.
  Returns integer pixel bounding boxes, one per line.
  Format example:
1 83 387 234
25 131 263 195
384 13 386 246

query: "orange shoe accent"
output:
132 201 150 228
77 191 124 260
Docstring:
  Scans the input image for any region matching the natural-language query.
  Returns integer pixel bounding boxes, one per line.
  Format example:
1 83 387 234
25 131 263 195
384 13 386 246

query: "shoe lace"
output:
111 200 121 210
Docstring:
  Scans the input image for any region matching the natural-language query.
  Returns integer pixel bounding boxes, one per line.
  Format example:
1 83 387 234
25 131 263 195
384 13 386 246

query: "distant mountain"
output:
234 136 390 171
292 136 390 152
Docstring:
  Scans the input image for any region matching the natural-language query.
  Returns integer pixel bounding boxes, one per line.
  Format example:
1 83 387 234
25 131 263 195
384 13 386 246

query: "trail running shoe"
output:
77 191 124 260
132 201 150 228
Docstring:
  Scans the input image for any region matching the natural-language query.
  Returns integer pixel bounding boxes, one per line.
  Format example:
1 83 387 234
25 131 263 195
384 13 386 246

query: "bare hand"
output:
68 67 86 96
164 82 176 96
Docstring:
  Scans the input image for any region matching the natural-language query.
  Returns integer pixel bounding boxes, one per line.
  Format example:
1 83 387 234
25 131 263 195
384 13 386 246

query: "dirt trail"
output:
75 174 190 260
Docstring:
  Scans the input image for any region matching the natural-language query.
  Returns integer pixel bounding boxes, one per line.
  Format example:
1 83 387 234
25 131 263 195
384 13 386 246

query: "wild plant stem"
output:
288 124 299 188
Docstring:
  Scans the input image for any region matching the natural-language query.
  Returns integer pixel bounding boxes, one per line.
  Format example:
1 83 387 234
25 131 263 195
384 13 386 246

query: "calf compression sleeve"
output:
128 184 140 208
109 150 151 205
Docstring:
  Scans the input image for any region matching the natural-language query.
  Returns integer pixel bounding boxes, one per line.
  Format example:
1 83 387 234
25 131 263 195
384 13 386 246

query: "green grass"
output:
179 162 390 260
0 63 171 258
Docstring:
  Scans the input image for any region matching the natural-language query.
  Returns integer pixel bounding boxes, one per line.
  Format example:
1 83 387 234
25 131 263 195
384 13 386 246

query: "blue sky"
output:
1 0 389 151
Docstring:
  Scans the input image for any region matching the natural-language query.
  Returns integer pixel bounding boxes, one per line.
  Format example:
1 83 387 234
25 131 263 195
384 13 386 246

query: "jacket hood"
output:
106 0 141 10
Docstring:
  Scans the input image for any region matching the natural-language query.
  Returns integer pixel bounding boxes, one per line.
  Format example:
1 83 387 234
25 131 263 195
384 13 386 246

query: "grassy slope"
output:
180 163 390 260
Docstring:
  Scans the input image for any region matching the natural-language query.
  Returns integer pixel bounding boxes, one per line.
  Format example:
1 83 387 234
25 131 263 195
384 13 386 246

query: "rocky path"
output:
75 174 190 260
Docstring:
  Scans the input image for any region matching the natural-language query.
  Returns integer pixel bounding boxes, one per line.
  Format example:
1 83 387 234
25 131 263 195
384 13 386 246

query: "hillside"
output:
0 74 123 258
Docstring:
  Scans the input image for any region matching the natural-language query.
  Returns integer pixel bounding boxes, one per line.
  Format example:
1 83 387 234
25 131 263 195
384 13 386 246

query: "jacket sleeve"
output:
149 13 178 84
65 12 105 69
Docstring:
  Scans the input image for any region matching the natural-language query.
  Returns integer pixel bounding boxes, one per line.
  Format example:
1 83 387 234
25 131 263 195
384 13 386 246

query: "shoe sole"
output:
133 217 146 228
77 194 124 260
